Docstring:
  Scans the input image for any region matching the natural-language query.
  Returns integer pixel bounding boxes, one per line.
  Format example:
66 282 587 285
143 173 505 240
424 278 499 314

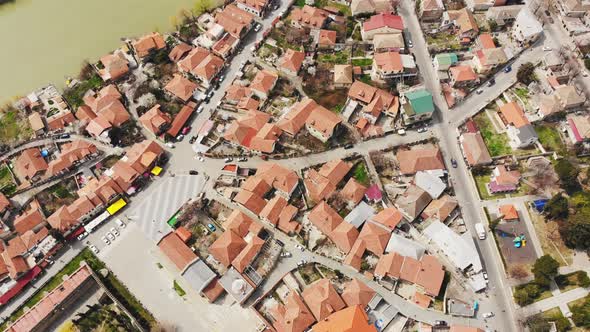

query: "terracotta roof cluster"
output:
447 8 479 36
334 64 353 85
375 252 445 296
177 46 224 83
260 196 300 233
0 193 11 214
449 65 478 83
226 84 253 103
13 208 44 234
224 110 281 153
14 148 49 180
308 201 344 235
249 70 278 97
110 140 164 191
98 52 129 81
311 305 377 332
396 145 445 174
421 195 458 222
290 5 329 28
277 98 342 142
215 4 255 38
341 178 367 206
168 42 192 62
47 140 98 175
236 0 269 13
304 159 351 202
158 232 198 272
139 104 172 135
362 13 404 32
164 74 198 102
395 185 432 221
46 110 76 131
302 278 346 320
0 224 50 280
374 51 404 73
341 278 376 307
79 84 130 137
133 32 166 58
499 102 529 128
280 49 306 74
271 291 316 332
348 81 399 119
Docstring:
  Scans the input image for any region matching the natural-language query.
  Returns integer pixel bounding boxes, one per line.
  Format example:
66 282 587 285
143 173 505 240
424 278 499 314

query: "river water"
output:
0 0 196 103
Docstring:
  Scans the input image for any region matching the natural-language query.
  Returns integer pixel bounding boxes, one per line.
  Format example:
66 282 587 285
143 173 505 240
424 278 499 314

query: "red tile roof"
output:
341 278 376 308
167 102 196 137
357 221 391 256
234 189 267 214
302 278 346 320
165 75 197 102
341 178 367 205
363 13 404 32
308 201 343 236
311 305 377 332
331 221 360 254
371 207 403 230
500 101 529 128
271 291 316 332
209 230 247 267
13 209 44 234
280 49 305 74
157 232 198 272
133 32 166 58
396 145 445 174
14 148 48 180
232 236 265 273
499 204 519 220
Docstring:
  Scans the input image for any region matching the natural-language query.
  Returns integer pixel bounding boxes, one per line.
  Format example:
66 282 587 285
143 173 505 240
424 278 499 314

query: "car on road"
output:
504 65 512 73
102 236 110 245
164 141 174 148
296 244 304 251
238 157 248 161
434 321 447 327
115 219 126 228
476 89 483 94
297 259 307 267
189 136 197 144
106 232 115 241
176 134 184 142
189 170 199 175
275 239 284 247
280 252 292 258
224 157 233 162
407 40 413 48
196 105 205 113
182 126 191 135
487 79 495 87
77 231 89 241
451 158 457 168
207 223 217 232
397 129 406 135
344 143 354 149
254 23 262 32
417 127 427 133
89 244 99 254
60 133 71 139
483 271 488 280
543 46 552 51
482 312 494 318
111 227 119 237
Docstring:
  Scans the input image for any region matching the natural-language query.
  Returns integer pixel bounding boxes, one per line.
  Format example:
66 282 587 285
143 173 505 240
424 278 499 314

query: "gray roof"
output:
218 267 255 304
415 171 446 199
182 259 217 293
423 221 483 272
344 201 375 228
385 233 426 259
516 124 538 143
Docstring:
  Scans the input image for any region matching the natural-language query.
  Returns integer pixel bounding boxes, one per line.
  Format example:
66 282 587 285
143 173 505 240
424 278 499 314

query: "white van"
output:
475 223 486 240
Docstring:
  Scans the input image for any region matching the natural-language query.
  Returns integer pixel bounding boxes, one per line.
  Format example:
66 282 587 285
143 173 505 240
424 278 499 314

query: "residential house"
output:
421 194 458 222
133 32 166 59
47 140 98 175
165 74 198 102
499 102 538 148
305 103 342 142
98 52 129 82
250 70 278 100
374 252 444 297
270 292 316 332
290 5 329 29
332 221 360 254
449 65 479 88
80 85 130 140
512 7 543 45
208 230 247 267
302 278 346 320
371 207 403 230
485 5 524 26
558 0 590 17
355 221 392 256
443 8 479 41
372 52 417 80
304 160 351 202
460 132 492 166
193 54 225 87
139 104 172 135
396 145 445 174
167 102 196 138
280 49 305 76
236 0 269 17
544 51 565 72
555 85 586 110
311 305 377 332
28 112 45 136
394 185 432 221
215 5 255 39
434 53 458 72
307 200 344 239
318 29 337 48
334 64 354 87
347 81 399 123
465 0 495 11
487 165 520 193
168 43 192 62
473 47 508 74
341 178 367 208
212 33 240 59
372 33 405 53
350 0 395 16
566 114 590 143
14 148 48 182
13 208 45 234
361 13 404 41
420 0 444 22
255 162 300 197
499 204 519 221
415 170 447 199
46 110 76 131
400 88 435 125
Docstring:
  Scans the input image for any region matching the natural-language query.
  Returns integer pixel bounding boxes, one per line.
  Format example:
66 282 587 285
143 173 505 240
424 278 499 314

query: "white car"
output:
476 89 484 94
280 252 292 258
89 244 99 254
196 105 205 113
483 271 488 280
111 227 120 237
296 244 305 251
115 218 126 228
542 46 552 51
165 142 175 148
76 231 89 241
482 312 494 318
224 157 233 162
417 127 427 133
106 232 115 241
102 236 110 245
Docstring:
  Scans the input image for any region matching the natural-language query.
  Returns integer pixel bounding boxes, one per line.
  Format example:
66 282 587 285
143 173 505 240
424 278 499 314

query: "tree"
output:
532 255 559 285
555 159 580 193
560 210 590 249
545 194 569 219
517 62 537 85
509 265 530 279
488 19 498 32
514 283 540 306
578 271 590 288
192 0 213 16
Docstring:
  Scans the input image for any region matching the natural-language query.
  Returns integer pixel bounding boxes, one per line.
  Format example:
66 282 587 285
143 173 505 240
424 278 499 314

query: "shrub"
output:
578 271 590 288
545 194 569 219
517 62 537 85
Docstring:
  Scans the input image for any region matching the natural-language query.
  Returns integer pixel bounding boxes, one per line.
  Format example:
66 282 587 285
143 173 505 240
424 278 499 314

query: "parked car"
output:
542 46 552 51
77 231 89 241
238 157 248 161
275 239 284 247
487 79 495 87
407 40 413 48
89 244 99 254
207 223 217 232
224 157 233 162
482 312 494 318
196 105 205 113
106 232 115 241
198 156 205 162
254 23 262 32
397 129 406 135
189 136 197 144
165 142 175 148
451 158 458 168
483 271 488 280
182 126 191 135
280 252 292 258
176 134 184 142
296 244 304 251
434 321 447 327
189 170 199 175
60 133 71 139
417 127 427 133
115 218 126 228
504 65 512 73
344 143 354 149
102 236 110 245
111 227 119 237
476 89 483 94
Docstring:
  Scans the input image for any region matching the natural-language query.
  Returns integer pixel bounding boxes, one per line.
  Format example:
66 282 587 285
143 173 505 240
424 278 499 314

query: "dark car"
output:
60 133 71 139
189 136 197 144
451 158 458 168
344 143 354 149
504 65 512 73
434 320 447 326
189 170 199 175
488 79 495 86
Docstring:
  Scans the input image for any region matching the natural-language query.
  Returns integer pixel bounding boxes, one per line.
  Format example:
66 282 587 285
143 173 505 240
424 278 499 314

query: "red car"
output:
182 126 191 135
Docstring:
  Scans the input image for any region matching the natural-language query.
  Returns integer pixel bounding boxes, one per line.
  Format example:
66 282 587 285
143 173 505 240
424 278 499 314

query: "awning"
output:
107 198 127 215
167 213 180 228
151 166 163 176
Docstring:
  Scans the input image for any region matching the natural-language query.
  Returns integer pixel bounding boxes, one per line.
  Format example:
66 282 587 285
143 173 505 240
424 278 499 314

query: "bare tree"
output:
509 265 530 279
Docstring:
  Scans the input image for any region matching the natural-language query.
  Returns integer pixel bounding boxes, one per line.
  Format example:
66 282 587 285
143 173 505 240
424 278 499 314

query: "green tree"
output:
555 159 580 193
545 194 569 219
517 62 537 85
514 283 540 306
578 271 590 288
560 210 590 249
585 58 590 71
532 255 559 285
572 297 590 327
192 0 213 16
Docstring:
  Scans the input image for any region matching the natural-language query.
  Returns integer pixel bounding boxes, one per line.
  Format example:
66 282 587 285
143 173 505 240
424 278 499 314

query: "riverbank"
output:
0 0 196 103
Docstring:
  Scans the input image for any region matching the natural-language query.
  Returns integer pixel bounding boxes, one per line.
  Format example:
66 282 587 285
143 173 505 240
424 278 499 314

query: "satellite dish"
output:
232 279 246 294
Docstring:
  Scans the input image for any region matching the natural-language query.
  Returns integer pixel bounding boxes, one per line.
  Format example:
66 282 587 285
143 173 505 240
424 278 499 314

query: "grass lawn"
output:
351 58 372 67
0 249 156 331
426 32 461 50
63 74 102 108
514 281 553 304
0 109 33 144
527 307 571 332
474 112 512 157
568 296 587 310
353 163 370 186
316 0 351 15
0 165 16 196
513 87 529 101
318 50 350 65
535 125 566 154
359 74 374 85
555 271 590 292
528 206 573 266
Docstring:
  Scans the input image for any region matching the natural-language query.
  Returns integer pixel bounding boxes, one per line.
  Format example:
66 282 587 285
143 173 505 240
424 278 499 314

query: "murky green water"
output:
0 0 196 103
